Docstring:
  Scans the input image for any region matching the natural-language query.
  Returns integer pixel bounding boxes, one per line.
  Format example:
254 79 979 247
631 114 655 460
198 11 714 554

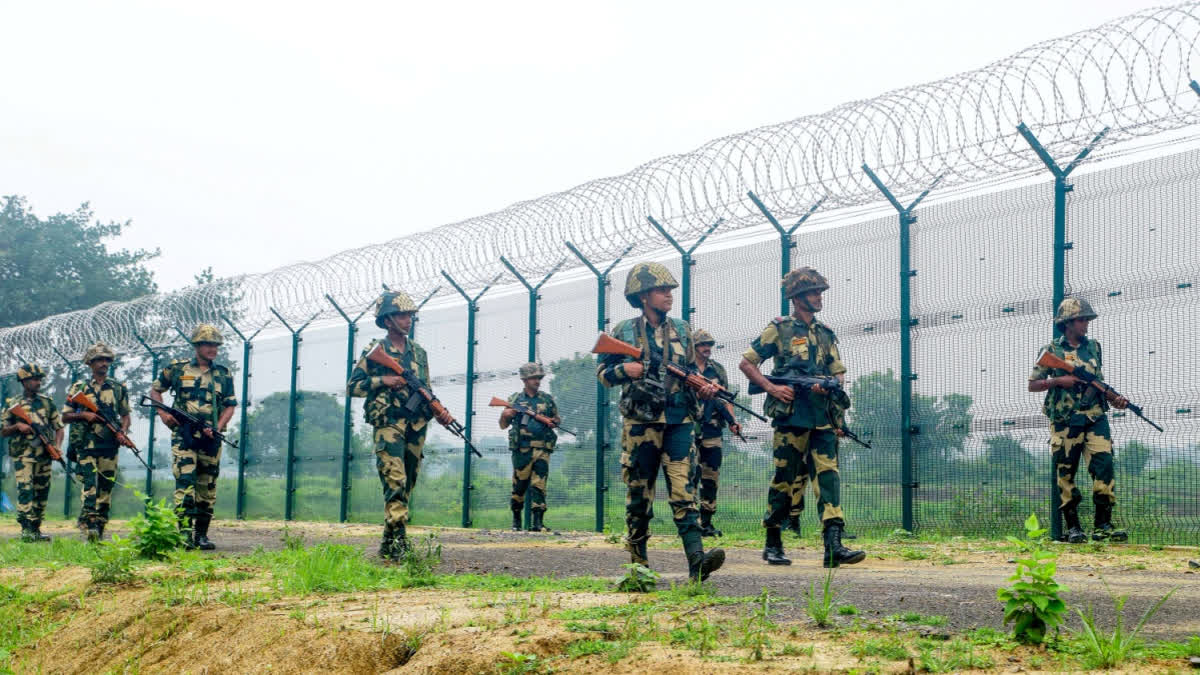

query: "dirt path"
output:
10 519 1200 640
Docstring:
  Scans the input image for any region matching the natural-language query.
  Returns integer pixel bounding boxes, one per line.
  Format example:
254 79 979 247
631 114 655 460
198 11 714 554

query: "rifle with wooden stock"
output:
591 333 768 423
67 391 152 471
366 344 483 458
7 404 72 474
488 397 577 437
1036 350 1163 432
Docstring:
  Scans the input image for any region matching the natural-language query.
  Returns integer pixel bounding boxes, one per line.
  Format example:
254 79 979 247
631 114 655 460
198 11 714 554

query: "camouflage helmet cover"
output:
83 342 116 364
518 362 546 379
782 267 830 298
623 262 679 308
190 323 224 345
16 363 46 381
1054 297 1098 326
374 291 418 328
691 329 716 346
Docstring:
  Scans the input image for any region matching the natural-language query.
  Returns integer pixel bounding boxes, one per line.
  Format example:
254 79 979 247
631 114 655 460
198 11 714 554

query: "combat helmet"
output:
83 342 116 364
518 362 546 379
190 324 224 345
16 364 46 381
624 262 678 308
691 329 716 346
782 267 830 298
374 290 418 328
1054 297 1098 328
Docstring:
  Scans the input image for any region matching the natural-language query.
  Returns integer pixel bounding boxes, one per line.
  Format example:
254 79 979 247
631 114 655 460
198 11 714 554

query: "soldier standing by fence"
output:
500 362 560 532
689 329 740 538
2 364 63 542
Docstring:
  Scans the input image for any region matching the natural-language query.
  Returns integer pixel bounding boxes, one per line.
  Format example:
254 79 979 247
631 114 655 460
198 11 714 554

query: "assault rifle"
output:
139 395 239 449
488 397 577 437
702 398 747 442
68 392 151 471
1036 350 1163 432
7 404 72 473
747 364 872 449
591 333 768 423
366 344 483 457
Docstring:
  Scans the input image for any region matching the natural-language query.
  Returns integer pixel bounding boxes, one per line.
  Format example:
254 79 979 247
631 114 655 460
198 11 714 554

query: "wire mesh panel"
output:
239 331 292 519
292 322 351 522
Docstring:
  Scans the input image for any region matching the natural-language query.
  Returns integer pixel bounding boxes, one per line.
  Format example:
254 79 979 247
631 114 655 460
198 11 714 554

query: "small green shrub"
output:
614 563 659 593
805 567 839 628
88 536 136 585
400 532 442 582
996 513 1068 644
128 492 185 559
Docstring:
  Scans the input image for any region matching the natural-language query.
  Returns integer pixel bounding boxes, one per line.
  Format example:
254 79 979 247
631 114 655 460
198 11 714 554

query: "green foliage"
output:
497 651 544 674
996 512 1069 644
88 535 136 584
1146 635 1200 659
1073 581 1178 669
848 369 972 470
669 616 721 657
837 604 859 616
0 584 66 671
1117 440 1152 478
614 563 659 593
128 493 185 559
399 532 443 583
851 634 910 661
736 588 775 661
804 568 839 628
245 391 369 478
916 638 994 672
888 612 947 627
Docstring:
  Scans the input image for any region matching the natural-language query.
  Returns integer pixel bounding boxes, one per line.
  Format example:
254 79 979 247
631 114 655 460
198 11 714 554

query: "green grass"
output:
0 584 72 671
888 612 948 627
850 634 910 661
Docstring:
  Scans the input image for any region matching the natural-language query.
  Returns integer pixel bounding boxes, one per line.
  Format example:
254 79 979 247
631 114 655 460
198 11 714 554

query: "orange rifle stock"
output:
366 344 483 457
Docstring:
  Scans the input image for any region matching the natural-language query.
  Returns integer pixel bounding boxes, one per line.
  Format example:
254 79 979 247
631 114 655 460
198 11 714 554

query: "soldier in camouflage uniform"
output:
740 267 866 568
1 364 63 542
62 343 130 542
1029 298 1129 543
348 291 452 561
597 262 725 583
499 362 560 532
150 324 237 550
689 329 741 538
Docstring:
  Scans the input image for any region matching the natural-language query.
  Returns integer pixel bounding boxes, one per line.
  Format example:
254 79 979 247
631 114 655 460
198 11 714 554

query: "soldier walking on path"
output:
740 268 865 568
499 362 560 532
689 329 741 538
2 364 63 542
1028 298 1129 543
596 262 725 583
62 343 130 542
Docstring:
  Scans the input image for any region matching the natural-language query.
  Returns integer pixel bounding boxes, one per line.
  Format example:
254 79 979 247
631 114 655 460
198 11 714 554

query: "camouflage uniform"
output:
2 365 62 539
1029 298 1123 542
64 369 130 535
690 330 729 527
347 291 432 558
506 364 559 520
151 329 237 530
598 262 724 582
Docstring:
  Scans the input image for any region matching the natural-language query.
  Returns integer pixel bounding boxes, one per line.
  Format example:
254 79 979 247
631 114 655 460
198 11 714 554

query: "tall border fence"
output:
2 3 1199 543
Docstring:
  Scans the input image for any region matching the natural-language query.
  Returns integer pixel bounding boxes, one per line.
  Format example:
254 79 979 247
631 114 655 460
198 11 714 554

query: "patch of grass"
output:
565 638 631 663
888 612 947 627
0 584 69 671
851 634 910 661
669 616 721 657
0 537 101 567
916 638 994 672
804 567 839 628
778 642 814 657
837 604 859 616
1147 635 1200 659
966 626 1017 649
88 535 137 585
564 621 615 635
899 547 929 560
1074 582 1178 669
734 589 775 662
555 603 658 621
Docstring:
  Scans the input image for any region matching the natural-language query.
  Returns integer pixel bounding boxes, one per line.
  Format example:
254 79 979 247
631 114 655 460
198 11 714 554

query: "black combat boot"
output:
1092 502 1128 542
762 527 792 566
379 523 396 559
29 523 50 543
699 511 722 537
786 514 803 537
823 523 866 568
97 522 105 541
1062 506 1087 543
86 523 101 544
532 511 550 533
193 515 216 551
511 510 523 532
683 530 725 582
392 523 409 561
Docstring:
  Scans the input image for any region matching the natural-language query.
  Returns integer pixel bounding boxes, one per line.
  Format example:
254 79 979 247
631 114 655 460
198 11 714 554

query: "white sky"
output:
0 0 1163 292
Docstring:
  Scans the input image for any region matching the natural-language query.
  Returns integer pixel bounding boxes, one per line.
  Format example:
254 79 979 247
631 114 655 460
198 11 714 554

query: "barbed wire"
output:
3 2 1200 369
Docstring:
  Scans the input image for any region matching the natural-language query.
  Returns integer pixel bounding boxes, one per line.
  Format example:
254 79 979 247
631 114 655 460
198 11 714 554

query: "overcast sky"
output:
1 0 1163 292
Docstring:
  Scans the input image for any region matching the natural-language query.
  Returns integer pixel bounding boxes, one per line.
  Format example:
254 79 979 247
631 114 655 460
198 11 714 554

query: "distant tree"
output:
849 369 973 467
1117 440 1152 478
242 390 367 476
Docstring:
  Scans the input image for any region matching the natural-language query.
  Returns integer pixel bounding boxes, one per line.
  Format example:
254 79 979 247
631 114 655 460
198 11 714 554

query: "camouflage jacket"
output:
744 315 846 429
63 378 130 451
505 390 559 451
152 358 237 438
597 315 699 425
693 358 730 439
347 338 432 427
3 393 62 457
1029 335 1106 425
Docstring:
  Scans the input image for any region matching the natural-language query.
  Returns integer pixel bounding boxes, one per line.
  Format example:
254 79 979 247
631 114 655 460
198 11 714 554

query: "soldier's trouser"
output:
13 449 52 530
621 420 699 547
789 471 807 519
693 436 722 514
76 447 118 529
763 426 843 529
374 418 428 528
172 433 221 523
511 446 551 513
1050 416 1115 511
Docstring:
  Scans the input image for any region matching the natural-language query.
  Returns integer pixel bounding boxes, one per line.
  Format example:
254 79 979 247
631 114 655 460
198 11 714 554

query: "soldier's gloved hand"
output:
435 409 454 426
729 423 742 437
67 448 78 463
622 362 644 379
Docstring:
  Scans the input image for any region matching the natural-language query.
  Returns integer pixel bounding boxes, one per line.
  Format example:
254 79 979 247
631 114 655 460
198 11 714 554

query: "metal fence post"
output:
220 316 267 520
268 308 319 521
645 217 724 323
566 241 635 532
1191 80 1200 97
325 296 370 523
441 271 503 528
747 192 827 315
50 346 79 518
863 165 944 534
1016 123 1109 541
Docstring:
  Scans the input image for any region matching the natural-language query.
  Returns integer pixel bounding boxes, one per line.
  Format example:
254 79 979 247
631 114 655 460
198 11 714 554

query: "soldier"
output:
62 343 130 542
499 362 560 532
740 267 866 568
1 364 63 542
1028 298 1129 543
689 329 741 538
597 262 725 583
348 291 452 561
149 324 237 550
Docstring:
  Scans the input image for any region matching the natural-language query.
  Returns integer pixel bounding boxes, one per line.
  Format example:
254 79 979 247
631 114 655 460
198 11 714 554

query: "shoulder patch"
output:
772 316 788 325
